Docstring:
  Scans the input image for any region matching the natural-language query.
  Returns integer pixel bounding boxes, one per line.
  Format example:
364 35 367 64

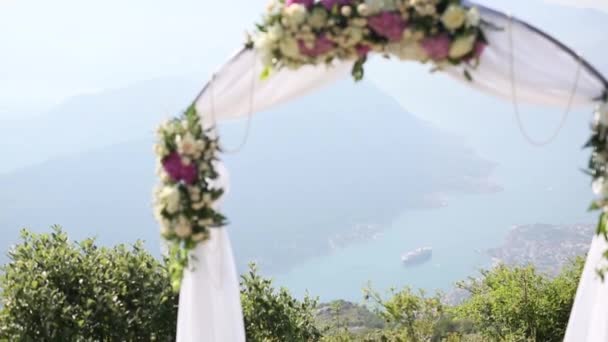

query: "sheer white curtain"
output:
180 2 607 341
564 236 608 341
176 163 246 342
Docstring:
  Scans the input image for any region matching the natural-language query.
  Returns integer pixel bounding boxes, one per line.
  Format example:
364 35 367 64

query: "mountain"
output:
0 76 204 175
0 79 498 273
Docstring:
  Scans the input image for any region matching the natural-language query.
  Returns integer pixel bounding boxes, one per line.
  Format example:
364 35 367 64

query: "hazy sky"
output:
0 0 606 116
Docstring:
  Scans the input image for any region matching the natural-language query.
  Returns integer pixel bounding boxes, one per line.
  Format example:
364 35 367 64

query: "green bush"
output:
453 258 585 342
240 263 322 342
0 227 178 341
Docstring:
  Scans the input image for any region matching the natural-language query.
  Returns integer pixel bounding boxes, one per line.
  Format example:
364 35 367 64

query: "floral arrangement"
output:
249 0 487 81
153 105 226 291
586 98 608 276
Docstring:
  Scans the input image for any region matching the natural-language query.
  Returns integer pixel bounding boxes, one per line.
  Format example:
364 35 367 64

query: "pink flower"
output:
299 35 336 57
367 12 407 42
320 0 352 10
356 44 371 58
162 152 198 185
286 0 314 8
421 34 451 60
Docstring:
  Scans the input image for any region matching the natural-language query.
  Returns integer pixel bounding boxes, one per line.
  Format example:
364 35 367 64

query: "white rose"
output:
593 177 608 196
597 102 608 126
202 193 213 206
466 7 481 27
284 4 308 27
279 37 300 58
159 186 181 214
341 27 364 47
393 41 428 61
160 221 172 237
254 33 274 52
267 24 284 42
341 6 353 17
449 35 476 59
177 132 198 156
357 3 370 16
441 5 466 30
307 7 327 29
154 143 168 157
174 217 192 238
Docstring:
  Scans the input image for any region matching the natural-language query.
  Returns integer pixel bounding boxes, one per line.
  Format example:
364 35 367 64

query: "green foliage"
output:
364 286 445 341
317 300 385 337
359 286 473 342
0 226 178 341
453 258 585 342
0 228 586 342
240 263 322 342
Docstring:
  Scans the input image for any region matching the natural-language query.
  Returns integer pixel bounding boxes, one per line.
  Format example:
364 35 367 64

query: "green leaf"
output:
260 66 272 80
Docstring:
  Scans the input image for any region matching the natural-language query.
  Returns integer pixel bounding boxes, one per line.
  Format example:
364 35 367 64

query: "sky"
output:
0 0 607 117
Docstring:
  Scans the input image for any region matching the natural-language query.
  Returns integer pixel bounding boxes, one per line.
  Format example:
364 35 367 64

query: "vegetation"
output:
0 227 178 341
0 228 320 341
453 259 584 342
0 228 586 341
241 263 321 342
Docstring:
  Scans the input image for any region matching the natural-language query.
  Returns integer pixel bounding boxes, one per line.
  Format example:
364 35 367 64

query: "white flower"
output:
466 7 481 27
595 152 608 165
357 3 370 16
159 186 181 214
160 221 172 237
284 3 308 27
340 26 364 48
388 41 428 61
441 5 466 30
593 177 608 197
279 37 300 58
177 132 198 156
267 24 284 42
308 7 328 29
202 193 213 206
154 143 169 157
341 6 353 17
449 35 476 59
365 0 396 14
174 216 192 238
596 102 608 126
192 232 209 242
254 33 274 52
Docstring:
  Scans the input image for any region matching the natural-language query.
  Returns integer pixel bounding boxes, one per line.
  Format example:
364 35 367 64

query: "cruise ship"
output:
401 247 432 266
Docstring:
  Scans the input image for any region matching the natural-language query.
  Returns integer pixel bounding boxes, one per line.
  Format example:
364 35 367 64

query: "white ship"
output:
401 247 432 266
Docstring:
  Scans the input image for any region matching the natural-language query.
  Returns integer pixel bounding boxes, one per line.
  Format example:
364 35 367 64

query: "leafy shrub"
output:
240 263 322 342
0 227 178 341
453 258 584 342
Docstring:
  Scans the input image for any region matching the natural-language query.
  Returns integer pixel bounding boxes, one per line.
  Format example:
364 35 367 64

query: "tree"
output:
453 258 584 342
0 227 178 341
240 263 322 342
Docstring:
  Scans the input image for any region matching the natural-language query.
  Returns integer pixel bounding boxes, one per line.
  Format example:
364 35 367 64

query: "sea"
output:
272 103 597 302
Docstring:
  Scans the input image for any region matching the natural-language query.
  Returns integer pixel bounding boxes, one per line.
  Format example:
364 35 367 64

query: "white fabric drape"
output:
176 163 246 342
183 3 608 342
564 236 608 342
445 3 607 107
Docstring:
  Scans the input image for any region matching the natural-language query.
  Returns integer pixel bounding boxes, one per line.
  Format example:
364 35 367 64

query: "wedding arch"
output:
151 1 608 341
